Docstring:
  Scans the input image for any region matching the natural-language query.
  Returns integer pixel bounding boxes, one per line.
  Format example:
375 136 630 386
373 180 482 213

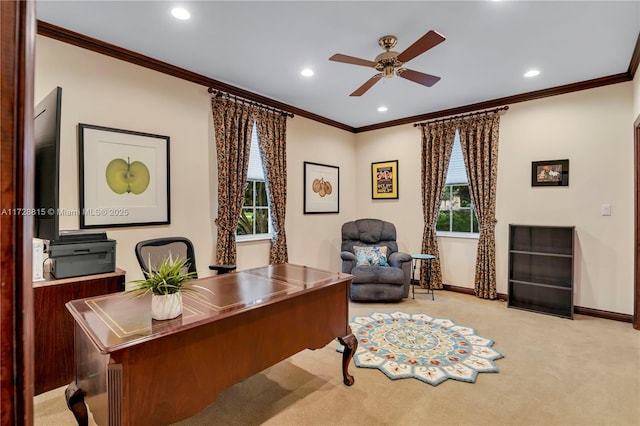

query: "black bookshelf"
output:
508 225 574 319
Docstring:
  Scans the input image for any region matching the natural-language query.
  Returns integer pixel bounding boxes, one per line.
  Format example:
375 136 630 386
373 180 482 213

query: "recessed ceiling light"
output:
301 68 314 77
377 106 388 112
524 69 540 78
171 7 191 20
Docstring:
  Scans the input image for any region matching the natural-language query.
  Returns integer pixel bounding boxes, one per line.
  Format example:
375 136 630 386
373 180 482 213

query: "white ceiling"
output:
36 1 640 129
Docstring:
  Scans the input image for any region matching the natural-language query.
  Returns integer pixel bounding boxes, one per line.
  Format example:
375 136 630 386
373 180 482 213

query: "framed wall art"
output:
372 160 398 199
78 123 170 228
303 161 339 214
531 159 569 187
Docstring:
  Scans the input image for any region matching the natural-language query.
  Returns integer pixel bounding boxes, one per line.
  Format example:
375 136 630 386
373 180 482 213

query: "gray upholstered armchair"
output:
340 219 412 302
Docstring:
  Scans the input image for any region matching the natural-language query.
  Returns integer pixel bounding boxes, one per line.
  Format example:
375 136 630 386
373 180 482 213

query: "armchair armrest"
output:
388 251 413 298
388 251 412 267
340 251 357 274
340 251 357 261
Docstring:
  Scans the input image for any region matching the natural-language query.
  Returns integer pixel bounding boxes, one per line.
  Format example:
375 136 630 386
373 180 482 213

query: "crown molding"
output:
355 73 631 133
38 20 638 135
628 32 640 79
37 21 355 133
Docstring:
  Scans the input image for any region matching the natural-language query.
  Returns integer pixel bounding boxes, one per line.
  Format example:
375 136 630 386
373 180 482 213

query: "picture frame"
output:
303 161 339 214
372 160 399 199
531 159 569 187
78 123 170 228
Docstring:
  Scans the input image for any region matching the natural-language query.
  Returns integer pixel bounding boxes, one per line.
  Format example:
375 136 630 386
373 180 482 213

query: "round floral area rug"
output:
337 312 504 386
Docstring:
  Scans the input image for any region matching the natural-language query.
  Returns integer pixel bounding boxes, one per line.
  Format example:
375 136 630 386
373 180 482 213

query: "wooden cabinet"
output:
508 225 574 319
33 269 125 395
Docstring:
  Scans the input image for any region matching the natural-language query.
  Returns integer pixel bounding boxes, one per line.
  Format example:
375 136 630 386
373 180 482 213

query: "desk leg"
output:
337 331 358 386
65 381 88 426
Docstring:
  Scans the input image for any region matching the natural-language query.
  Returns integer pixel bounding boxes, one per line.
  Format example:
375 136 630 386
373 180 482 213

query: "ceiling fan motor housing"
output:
376 35 402 78
375 51 403 78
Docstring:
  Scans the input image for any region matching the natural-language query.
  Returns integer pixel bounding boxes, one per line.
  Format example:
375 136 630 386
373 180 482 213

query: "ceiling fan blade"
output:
329 54 377 68
350 74 383 96
396 30 446 64
397 68 441 87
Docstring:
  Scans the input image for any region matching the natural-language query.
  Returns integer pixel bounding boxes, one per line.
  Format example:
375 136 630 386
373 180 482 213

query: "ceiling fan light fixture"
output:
524 69 540 78
301 68 314 77
383 65 395 78
377 106 388 112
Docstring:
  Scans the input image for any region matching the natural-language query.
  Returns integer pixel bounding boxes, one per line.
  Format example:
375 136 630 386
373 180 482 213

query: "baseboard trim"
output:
441 284 508 301
573 306 632 323
442 284 632 323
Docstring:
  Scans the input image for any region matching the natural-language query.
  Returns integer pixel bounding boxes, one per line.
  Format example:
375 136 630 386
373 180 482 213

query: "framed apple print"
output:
78 123 170 228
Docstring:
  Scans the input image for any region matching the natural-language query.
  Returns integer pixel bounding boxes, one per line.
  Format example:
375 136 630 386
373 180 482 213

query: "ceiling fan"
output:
329 30 446 96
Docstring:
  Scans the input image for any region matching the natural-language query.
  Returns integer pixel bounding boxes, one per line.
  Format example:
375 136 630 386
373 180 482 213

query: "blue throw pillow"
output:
353 246 388 267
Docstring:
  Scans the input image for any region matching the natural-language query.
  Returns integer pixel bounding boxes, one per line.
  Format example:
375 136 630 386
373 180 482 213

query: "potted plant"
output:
130 254 197 320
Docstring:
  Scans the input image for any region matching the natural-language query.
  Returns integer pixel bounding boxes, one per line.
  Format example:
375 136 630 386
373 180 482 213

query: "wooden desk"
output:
33 269 125 395
65 264 357 425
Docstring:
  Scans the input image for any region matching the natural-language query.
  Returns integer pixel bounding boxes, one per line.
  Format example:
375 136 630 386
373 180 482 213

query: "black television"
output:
34 87 62 241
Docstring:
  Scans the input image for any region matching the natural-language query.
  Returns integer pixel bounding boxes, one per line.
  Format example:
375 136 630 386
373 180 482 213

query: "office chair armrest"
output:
209 264 237 274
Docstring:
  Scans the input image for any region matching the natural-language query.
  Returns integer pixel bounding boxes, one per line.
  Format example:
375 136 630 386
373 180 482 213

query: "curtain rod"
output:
208 88 294 118
413 105 509 127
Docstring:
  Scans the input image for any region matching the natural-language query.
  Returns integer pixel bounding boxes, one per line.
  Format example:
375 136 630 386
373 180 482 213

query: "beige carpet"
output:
35 291 640 425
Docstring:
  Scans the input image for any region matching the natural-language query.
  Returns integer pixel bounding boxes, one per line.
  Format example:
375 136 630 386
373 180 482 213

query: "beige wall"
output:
35 36 356 283
35 35 635 314
35 37 215 283
498 85 633 314
285 117 357 272
356 83 635 314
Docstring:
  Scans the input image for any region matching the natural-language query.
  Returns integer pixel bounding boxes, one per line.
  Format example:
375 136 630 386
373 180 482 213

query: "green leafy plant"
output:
131 255 197 296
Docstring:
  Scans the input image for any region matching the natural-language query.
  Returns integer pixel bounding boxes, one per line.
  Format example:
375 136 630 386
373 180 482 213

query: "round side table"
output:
411 254 435 300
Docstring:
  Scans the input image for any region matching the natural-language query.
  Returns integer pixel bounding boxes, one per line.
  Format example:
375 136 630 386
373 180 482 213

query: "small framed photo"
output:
303 161 339 214
531 159 569 187
78 123 170 228
372 160 398 199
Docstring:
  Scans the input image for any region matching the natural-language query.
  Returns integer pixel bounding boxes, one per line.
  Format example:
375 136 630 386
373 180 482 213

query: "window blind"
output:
247 122 265 181
445 130 467 185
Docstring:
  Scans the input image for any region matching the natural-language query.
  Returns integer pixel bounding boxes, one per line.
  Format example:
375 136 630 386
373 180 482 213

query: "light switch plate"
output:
601 204 611 216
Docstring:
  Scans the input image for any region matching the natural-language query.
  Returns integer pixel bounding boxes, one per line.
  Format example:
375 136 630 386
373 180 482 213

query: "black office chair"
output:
135 237 199 278
135 237 237 278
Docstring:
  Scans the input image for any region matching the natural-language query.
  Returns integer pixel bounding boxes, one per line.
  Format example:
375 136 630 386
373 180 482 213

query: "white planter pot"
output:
151 292 183 320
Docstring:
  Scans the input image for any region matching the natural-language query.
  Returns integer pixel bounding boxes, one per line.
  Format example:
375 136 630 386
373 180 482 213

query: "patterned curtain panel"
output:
457 114 501 299
255 109 289 264
211 97 256 265
420 121 457 289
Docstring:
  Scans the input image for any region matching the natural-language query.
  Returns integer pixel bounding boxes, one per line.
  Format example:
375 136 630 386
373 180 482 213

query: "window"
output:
436 131 479 235
236 124 272 239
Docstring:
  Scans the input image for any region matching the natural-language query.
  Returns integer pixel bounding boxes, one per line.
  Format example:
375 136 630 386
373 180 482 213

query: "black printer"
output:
48 231 116 278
